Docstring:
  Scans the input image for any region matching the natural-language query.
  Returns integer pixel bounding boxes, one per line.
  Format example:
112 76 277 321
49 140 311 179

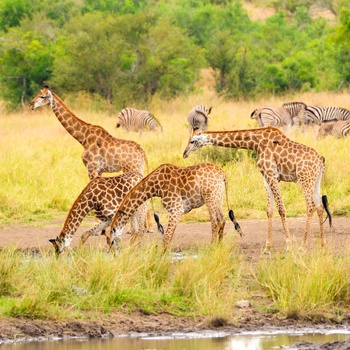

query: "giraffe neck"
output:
58 192 93 239
50 91 92 146
111 171 162 229
202 129 263 152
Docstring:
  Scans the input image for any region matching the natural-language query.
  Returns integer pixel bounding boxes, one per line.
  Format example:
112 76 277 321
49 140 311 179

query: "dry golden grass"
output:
1 86 350 225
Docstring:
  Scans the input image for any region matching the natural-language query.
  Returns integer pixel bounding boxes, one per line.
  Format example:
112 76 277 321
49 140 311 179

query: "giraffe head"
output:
29 85 53 110
183 129 208 158
101 223 125 255
49 236 72 257
102 225 123 255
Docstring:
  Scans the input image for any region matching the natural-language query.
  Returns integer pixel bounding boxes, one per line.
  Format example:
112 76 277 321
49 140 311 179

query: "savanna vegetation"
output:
1 0 350 110
1 0 350 328
1 87 350 323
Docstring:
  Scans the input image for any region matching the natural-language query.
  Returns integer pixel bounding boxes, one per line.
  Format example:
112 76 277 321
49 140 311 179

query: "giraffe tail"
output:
322 195 332 228
229 210 243 237
154 213 164 235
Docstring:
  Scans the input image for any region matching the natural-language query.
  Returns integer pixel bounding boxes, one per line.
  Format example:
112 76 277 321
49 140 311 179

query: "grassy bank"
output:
0 243 350 323
1 90 350 226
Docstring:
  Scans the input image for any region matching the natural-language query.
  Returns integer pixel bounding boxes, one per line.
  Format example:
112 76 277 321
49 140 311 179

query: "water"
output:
2 329 350 350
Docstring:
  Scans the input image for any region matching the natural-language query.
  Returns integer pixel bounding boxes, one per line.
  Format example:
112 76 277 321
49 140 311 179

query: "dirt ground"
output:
1 216 350 348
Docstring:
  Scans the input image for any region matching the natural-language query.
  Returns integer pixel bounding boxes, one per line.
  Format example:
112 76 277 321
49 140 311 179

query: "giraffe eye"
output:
190 140 195 144
40 96 47 99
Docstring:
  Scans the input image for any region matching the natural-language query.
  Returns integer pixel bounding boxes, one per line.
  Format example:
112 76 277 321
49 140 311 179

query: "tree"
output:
333 8 350 87
0 18 54 108
51 12 204 106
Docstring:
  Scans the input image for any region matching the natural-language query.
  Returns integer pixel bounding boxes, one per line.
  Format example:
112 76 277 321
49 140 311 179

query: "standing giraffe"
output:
183 126 332 251
49 172 149 256
103 163 242 253
29 85 148 179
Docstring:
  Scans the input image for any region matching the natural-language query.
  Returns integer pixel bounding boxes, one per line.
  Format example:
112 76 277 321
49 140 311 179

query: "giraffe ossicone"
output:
29 85 148 179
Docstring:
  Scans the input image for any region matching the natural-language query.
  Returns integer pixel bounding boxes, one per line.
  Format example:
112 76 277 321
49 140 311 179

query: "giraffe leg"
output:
263 177 291 251
300 175 324 248
207 206 225 243
162 211 182 250
80 219 110 246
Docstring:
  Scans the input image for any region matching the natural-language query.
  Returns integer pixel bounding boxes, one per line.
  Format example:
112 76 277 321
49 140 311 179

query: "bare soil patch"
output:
0 217 350 348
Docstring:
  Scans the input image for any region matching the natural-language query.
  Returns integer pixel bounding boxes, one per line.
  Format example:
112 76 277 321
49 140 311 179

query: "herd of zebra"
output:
250 101 350 138
116 102 350 138
116 105 212 135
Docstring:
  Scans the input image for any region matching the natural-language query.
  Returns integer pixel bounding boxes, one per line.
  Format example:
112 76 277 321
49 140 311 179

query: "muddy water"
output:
2 330 350 350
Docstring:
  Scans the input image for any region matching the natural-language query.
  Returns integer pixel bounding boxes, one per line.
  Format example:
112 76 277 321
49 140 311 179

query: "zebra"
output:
318 119 350 138
282 102 307 127
250 106 293 134
187 105 212 135
304 106 350 126
116 108 163 133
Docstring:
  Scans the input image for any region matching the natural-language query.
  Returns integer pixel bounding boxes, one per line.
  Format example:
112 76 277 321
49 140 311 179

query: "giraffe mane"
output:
50 90 111 135
59 179 96 237
199 126 284 135
110 163 174 225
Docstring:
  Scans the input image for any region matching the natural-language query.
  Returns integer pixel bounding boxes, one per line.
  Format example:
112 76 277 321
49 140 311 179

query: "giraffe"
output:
103 163 243 253
49 171 149 256
29 85 148 179
183 126 332 251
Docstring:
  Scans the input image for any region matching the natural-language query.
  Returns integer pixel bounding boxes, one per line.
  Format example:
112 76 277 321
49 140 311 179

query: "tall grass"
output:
0 243 242 320
2 89 350 225
254 247 350 320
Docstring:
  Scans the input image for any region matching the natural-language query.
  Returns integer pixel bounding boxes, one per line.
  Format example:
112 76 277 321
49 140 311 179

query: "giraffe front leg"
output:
263 177 291 252
263 178 274 252
162 211 182 251
268 179 291 249
80 220 110 246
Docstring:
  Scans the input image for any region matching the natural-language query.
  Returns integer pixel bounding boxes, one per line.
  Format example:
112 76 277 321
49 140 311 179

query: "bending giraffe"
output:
104 163 242 253
183 126 332 251
29 85 148 179
49 172 149 256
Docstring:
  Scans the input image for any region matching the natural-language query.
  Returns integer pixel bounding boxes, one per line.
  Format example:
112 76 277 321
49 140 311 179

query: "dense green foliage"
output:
0 0 349 109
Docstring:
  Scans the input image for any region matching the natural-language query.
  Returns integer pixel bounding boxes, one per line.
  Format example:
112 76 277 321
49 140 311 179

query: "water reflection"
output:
2 330 350 350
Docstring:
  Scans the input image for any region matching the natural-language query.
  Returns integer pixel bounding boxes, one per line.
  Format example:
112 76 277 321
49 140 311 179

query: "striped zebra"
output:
187 105 212 134
250 106 293 134
318 119 350 138
304 105 350 126
116 108 163 133
282 102 307 127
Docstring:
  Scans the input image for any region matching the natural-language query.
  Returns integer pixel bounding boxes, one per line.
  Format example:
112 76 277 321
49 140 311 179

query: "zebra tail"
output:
229 209 243 237
322 195 332 227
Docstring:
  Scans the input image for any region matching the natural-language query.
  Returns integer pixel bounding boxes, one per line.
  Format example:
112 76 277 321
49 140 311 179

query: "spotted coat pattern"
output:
49 172 148 256
104 163 242 252
29 86 148 180
183 126 331 250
